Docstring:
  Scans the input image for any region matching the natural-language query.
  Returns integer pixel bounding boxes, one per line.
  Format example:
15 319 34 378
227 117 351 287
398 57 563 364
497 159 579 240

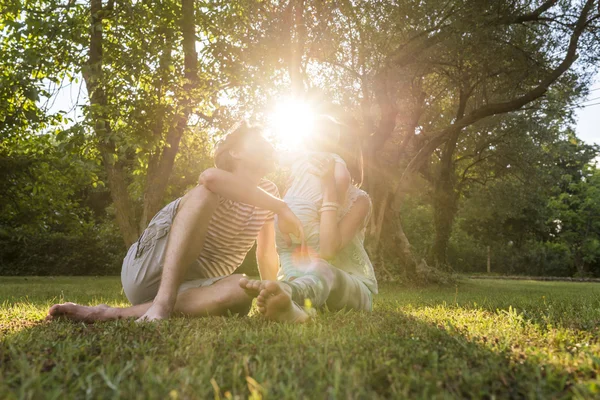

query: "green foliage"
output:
0 128 123 276
548 165 600 276
1 278 600 398
0 223 123 276
0 0 86 139
0 132 100 235
397 130 600 277
1 0 600 278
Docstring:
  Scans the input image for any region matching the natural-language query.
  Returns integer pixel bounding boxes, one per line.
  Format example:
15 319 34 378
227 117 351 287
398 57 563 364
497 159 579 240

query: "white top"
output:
277 151 378 294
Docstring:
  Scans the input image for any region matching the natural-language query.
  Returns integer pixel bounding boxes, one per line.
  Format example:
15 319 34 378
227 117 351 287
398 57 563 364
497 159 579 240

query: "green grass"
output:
1 277 600 399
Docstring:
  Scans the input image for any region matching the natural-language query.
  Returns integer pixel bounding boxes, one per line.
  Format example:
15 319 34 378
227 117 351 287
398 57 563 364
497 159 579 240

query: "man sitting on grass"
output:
47 121 304 322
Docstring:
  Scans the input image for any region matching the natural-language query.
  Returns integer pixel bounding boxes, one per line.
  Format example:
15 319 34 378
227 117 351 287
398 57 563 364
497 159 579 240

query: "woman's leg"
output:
280 259 370 311
239 259 371 323
282 259 335 308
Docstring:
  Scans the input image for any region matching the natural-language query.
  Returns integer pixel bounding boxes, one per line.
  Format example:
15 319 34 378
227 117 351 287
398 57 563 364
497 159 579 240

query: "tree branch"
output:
399 0 596 183
513 0 559 23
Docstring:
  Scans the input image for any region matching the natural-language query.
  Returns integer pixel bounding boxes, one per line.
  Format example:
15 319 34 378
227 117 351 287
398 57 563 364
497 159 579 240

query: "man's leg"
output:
138 185 219 321
47 275 252 322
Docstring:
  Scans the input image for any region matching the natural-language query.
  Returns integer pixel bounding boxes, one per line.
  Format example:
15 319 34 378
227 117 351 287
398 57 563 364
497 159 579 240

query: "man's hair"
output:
213 120 262 172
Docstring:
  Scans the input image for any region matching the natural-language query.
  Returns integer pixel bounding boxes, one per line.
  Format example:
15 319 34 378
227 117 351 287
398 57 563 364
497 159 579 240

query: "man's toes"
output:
49 302 75 316
239 277 250 289
48 304 61 316
258 306 266 314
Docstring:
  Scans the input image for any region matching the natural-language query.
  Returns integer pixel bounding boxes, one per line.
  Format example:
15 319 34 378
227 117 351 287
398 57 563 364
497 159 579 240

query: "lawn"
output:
1 277 600 399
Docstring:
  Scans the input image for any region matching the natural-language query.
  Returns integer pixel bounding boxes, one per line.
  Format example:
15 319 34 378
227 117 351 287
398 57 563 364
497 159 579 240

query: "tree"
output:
3 0 599 279
547 155 600 276
290 0 600 276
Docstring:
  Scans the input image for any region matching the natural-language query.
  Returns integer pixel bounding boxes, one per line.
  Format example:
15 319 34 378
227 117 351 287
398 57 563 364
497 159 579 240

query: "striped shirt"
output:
197 178 279 278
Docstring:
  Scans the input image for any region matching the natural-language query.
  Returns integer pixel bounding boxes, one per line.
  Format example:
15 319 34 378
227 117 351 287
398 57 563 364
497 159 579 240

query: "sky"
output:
573 75 600 147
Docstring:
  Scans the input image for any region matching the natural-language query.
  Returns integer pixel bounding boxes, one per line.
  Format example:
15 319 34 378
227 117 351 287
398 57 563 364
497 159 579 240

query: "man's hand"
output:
136 301 172 323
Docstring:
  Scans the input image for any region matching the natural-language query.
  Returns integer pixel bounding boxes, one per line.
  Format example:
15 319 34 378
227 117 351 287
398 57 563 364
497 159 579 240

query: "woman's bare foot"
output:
256 281 309 323
239 277 263 297
47 303 111 323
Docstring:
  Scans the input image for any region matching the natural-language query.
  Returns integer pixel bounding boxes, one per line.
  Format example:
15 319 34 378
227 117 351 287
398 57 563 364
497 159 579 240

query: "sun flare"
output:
267 98 315 149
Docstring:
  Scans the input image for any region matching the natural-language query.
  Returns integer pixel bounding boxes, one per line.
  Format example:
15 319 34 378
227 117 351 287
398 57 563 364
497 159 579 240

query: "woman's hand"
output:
276 204 305 247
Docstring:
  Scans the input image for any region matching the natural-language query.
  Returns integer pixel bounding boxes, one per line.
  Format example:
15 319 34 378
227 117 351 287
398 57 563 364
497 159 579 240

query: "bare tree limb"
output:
398 0 597 186
513 0 559 23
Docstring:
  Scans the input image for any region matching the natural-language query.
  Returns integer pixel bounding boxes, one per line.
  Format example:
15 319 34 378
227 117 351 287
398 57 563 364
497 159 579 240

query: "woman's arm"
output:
316 158 370 260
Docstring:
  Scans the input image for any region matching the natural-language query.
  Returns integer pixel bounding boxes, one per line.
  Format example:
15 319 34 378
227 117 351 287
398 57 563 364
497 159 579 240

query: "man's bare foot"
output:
136 302 171 323
239 277 263 297
46 303 110 323
256 281 309 323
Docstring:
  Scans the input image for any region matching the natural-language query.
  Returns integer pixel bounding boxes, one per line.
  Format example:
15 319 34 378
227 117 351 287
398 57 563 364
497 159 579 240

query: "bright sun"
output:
267 98 315 149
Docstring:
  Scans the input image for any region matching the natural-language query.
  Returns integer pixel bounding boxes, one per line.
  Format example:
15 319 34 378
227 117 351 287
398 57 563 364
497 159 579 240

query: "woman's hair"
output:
312 115 364 187
213 120 262 172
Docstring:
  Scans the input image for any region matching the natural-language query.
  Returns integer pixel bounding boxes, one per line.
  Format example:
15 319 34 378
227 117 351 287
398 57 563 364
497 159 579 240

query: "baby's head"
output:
304 115 341 153
304 115 364 187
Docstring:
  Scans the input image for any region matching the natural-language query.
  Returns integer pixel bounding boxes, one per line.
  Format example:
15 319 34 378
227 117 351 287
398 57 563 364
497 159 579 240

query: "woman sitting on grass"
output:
239 115 378 322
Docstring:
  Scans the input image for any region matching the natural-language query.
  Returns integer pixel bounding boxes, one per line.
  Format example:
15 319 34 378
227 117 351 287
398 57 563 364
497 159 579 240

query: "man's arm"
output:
199 168 286 212
199 168 306 249
256 220 279 281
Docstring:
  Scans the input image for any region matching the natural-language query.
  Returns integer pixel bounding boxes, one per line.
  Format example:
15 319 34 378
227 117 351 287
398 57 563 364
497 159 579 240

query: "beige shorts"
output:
120 198 226 305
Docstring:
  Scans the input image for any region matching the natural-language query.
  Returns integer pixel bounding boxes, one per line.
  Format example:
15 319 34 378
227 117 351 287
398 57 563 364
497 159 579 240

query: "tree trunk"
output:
139 0 199 229
84 0 138 247
429 89 467 268
369 189 390 253
395 207 417 277
431 130 461 268
364 68 398 251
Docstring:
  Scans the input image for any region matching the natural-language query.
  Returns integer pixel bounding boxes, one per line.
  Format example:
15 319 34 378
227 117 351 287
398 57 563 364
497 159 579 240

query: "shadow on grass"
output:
2 302 598 398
